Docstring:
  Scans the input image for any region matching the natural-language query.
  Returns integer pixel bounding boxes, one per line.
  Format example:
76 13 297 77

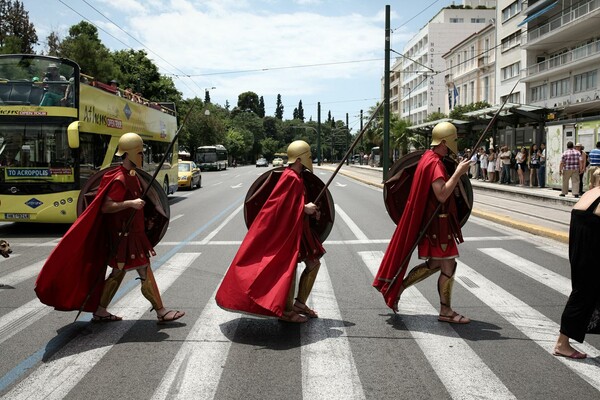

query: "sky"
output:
23 0 458 129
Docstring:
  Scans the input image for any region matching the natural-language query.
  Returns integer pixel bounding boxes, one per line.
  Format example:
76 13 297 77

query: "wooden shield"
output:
76 166 170 247
244 167 335 242
383 150 473 227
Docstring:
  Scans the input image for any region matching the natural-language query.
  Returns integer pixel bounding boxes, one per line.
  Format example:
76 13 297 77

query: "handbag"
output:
587 299 600 334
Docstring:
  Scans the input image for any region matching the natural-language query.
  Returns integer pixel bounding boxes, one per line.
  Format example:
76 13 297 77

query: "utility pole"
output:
346 112 350 165
360 109 364 165
317 102 321 166
383 5 391 181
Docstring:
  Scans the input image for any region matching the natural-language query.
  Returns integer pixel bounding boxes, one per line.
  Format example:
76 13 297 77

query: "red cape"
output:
373 150 442 310
215 168 305 318
35 167 124 312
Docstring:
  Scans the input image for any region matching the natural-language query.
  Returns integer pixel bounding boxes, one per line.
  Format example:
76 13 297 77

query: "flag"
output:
448 89 453 110
453 84 459 108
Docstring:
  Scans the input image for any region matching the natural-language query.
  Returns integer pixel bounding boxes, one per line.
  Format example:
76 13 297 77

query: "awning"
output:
517 1 558 27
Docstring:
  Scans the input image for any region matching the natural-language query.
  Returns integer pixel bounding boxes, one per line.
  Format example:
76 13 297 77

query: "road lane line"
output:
536 245 568 259
151 289 240 400
0 261 43 287
301 259 366 400
170 214 184 222
4 253 199 400
479 248 571 296
335 205 369 241
456 261 600 391
359 251 515 400
0 299 51 345
198 205 243 245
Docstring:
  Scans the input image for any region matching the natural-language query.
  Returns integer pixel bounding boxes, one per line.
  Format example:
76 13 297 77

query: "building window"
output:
501 62 521 80
501 31 522 52
530 84 547 102
450 18 464 23
471 18 486 23
550 78 570 97
501 91 521 104
483 76 489 102
574 70 597 93
501 0 522 23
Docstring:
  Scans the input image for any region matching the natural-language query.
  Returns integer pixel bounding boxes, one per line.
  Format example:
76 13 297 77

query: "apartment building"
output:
388 1 496 125
521 0 600 189
443 23 496 113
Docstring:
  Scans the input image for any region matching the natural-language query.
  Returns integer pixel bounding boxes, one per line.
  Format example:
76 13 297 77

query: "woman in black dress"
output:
554 171 600 359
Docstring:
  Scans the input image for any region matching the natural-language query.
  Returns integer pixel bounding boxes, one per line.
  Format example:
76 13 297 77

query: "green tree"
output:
237 91 260 115
45 31 61 56
425 111 447 122
225 129 246 162
296 100 304 121
0 0 37 54
231 110 264 159
260 137 279 160
59 21 118 82
204 89 211 104
275 94 284 120
257 96 265 118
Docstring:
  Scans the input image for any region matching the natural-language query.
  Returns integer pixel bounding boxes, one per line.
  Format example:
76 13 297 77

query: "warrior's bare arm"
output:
101 196 145 213
431 159 471 203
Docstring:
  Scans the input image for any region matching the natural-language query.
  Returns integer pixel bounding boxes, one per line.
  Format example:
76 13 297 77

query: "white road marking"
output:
0 253 19 263
335 182 347 187
5 253 199 400
151 290 241 400
480 248 571 296
0 261 44 287
359 251 515 400
335 205 369 241
301 259 366 400
170 214 184 222
230 183 242 188
456 261 600 391
198 205 243 245
536 245 568 259
0 299 51 345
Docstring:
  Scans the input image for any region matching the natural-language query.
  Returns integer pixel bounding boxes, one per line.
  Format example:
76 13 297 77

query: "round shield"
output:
244 167 335 242
383 150 473 227
77 166 170 247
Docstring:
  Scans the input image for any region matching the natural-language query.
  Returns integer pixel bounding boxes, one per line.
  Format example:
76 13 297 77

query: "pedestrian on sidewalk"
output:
373 122 472 324
479 148 488 181
588 141 600 188
516 147 527 186
499 146 512 184
553 175 600 359
538 143 547 188
529 144 539 187
576 143 588 195
216 140 325 323
559 141 583 197
487 148 496 183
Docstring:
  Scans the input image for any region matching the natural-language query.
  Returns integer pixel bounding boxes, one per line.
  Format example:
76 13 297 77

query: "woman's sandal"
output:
279 311 308 323
438 311 470 324
91 313 122 323
293 301 318 318
157 310 185 325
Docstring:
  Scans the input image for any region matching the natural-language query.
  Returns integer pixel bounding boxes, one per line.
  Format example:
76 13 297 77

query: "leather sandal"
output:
438 311 470 324
91 313 122 323
293 301 318 318
279 311 308 323
157 310 185 324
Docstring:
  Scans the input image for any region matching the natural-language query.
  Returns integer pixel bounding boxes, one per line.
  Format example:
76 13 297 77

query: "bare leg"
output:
554 333 587 358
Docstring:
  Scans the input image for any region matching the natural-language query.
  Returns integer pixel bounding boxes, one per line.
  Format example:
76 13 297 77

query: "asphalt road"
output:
0 165 598 399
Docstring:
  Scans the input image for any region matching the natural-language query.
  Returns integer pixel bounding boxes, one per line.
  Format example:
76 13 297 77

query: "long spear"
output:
314 101 384 204
383 79 521 296
73 104 196 322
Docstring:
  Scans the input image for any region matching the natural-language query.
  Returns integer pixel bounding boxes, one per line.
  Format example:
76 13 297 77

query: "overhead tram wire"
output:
57 0 201 97
392 0 442 32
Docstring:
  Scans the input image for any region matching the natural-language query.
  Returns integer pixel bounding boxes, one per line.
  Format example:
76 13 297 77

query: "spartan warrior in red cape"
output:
35 132 185 323
373 122 472 323
216 140 325 323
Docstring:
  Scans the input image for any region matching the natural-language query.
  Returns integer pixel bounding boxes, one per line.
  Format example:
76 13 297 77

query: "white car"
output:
272 157 284 167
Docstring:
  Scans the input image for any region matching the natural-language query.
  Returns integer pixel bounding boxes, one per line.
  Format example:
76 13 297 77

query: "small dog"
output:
0 240 12 258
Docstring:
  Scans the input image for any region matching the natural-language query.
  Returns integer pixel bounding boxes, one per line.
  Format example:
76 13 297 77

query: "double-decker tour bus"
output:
195 144 228 171
0 54 178 223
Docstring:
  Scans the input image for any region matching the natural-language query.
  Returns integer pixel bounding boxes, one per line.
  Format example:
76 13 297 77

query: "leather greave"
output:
296 261 320 305
438 262 457 308
99 269 126 308
140 266 163 311
402 262 440 290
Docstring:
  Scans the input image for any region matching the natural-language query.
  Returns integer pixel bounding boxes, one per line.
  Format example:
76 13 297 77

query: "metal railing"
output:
526 39 600 76
528 0 600 42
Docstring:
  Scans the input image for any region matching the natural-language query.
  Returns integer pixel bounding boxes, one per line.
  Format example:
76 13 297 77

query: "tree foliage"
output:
275 94 284 120
0 0 37 54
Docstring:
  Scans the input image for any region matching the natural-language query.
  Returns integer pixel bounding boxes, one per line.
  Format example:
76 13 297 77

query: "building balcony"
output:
523 39 600 81
445 73 453 85
525 0 600 51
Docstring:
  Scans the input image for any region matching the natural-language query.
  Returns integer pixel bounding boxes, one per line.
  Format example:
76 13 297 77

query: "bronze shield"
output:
76 166 170 247
244 167 335 242
383 150 473 226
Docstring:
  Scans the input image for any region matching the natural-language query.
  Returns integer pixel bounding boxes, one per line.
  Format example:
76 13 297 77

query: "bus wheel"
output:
163 178 169 195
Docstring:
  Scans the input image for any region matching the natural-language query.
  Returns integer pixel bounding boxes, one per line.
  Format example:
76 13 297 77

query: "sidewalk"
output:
315 163 573 243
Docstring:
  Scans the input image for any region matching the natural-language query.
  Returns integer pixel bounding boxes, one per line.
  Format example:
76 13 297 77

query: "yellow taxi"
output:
178 160 201 189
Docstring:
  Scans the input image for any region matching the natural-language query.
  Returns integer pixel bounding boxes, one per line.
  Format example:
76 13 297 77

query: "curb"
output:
316 165 568 243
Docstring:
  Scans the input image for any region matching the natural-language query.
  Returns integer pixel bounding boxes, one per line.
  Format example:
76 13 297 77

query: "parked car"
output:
256 158 269 167
272 157 284 167
178 161 201 189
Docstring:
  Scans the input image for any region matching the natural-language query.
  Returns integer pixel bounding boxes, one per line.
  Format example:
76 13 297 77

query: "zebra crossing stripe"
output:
151 290 240 400
359 251 516 400
479 248 571 296
301 259 366 400
0 260 43 287
335 205 369 241
0 299 51 346
4 253 200 400
199 205 243 245
456 261 600 390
